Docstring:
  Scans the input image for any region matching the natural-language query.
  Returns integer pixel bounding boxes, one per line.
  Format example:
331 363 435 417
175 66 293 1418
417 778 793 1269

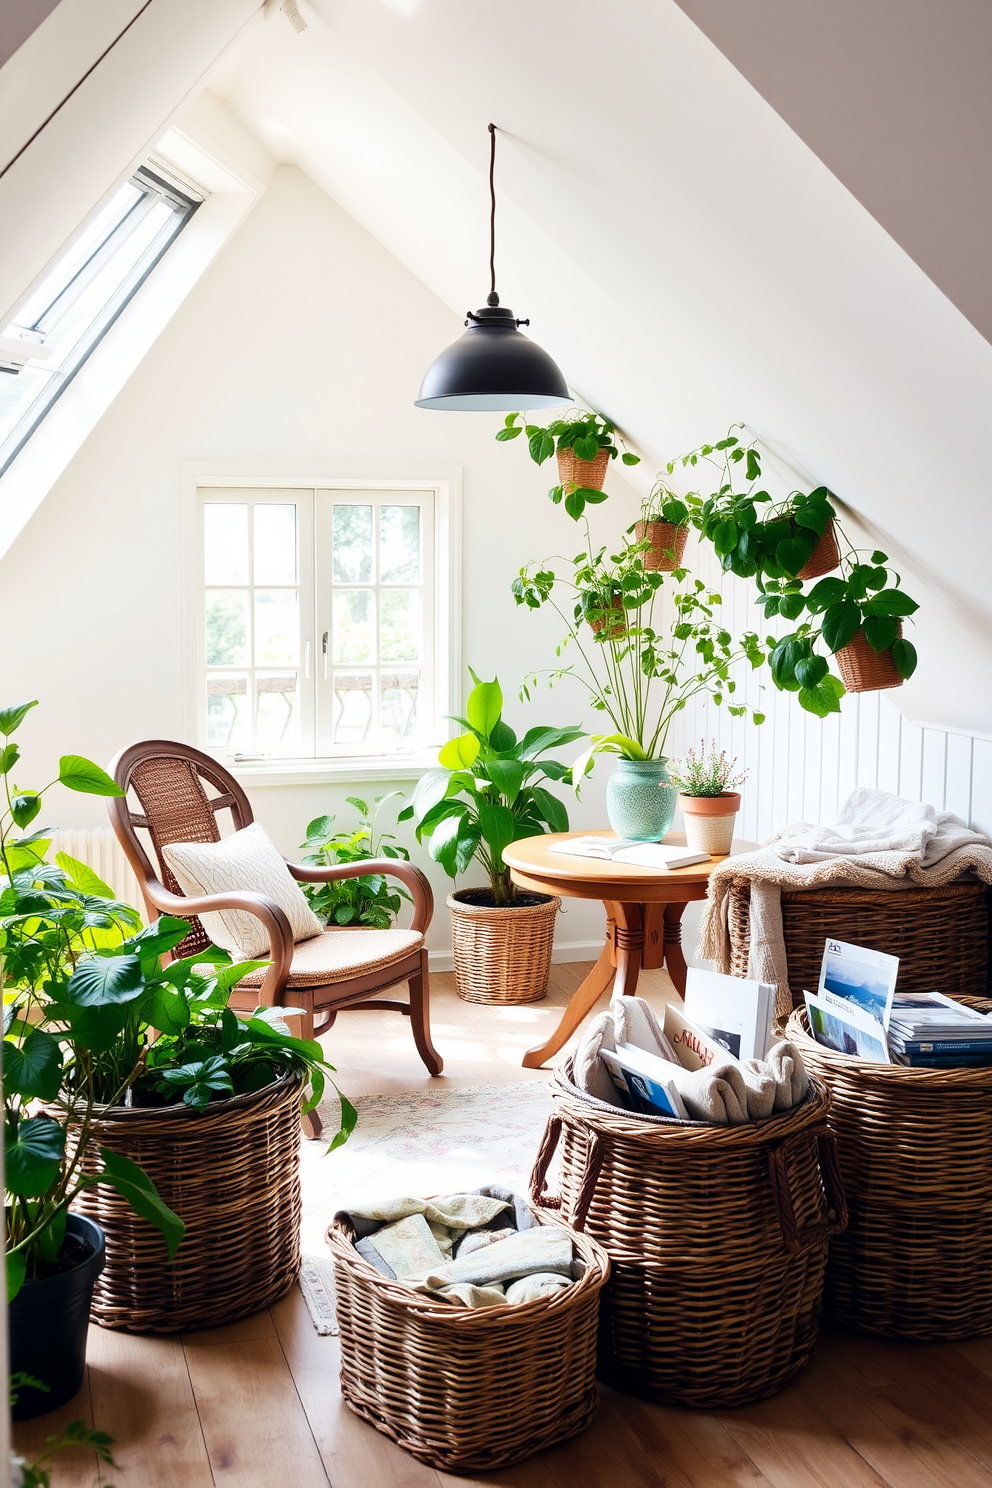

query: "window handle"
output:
322 630 329 679
304 639 310 679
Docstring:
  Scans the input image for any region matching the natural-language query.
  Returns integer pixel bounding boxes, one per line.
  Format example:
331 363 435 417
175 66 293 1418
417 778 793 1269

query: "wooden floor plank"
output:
11 1369 96 1488
715 1377 891 1488
610 1387 776 1488
85 1324 213 1487
184 1327 330 1488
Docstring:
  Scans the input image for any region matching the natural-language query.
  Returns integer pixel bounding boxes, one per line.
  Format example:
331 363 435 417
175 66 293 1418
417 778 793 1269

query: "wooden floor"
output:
18 963 992 1488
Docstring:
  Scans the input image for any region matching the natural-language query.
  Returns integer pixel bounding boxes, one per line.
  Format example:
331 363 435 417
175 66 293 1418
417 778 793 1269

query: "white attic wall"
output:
218 0 992 736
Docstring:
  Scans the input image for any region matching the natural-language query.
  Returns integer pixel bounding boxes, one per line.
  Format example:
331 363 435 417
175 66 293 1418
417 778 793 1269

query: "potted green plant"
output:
513 525 765 842
399 672 582 1004
496 408 640 519
630 481 691 572
670 431 920 710
299 793 412 928
668 740 747 856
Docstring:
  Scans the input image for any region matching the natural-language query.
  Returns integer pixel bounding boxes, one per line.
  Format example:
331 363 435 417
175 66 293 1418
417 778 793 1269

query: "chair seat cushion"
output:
237 927 424 988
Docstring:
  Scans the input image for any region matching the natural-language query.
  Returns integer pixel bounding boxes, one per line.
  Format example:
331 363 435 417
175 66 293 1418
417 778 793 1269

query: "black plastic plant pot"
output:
9 1213 106 1421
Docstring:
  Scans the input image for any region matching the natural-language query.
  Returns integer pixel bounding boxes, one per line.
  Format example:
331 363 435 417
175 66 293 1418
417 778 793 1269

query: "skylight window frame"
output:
0 164 202 478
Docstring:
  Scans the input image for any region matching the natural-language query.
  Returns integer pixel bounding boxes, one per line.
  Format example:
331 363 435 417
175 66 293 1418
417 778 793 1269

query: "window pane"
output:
206 590 248 665
380 589 421 662
380 505 421 583
332 505 373 583
254 504 296 585
255 672 299 748
333 672 373 743
254 590 298 666
0 364 59 438
206 673 249 747
381 670 420 741
203 504 248 585
333 590 375 663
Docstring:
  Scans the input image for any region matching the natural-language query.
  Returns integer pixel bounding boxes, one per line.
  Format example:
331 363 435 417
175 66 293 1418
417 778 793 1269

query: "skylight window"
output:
0 165 201 477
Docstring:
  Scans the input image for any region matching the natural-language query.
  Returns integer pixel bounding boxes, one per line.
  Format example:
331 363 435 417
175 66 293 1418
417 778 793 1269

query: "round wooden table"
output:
503 829 731 1069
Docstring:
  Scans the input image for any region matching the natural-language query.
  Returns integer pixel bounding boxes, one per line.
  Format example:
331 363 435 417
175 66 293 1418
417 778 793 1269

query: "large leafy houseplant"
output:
399 672 582 907
299 793 412 929
496 408 640 520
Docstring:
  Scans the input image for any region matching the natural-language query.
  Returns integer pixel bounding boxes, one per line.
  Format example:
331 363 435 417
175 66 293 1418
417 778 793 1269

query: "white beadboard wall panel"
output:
668 532 992 837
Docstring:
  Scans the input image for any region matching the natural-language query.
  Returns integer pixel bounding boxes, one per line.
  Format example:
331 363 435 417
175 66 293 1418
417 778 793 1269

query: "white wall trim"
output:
428 938 604 973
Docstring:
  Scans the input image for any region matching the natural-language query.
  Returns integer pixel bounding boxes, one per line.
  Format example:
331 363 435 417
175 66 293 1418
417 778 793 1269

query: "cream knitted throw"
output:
699 789 992 1017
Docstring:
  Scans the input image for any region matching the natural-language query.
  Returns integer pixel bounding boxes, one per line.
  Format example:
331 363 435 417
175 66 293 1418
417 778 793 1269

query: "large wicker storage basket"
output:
447 889 559 1004
68 1074 302 1332
788 1005 992 1339
728 879 989 1012
327 1212 610 1472
530 1061 845 1408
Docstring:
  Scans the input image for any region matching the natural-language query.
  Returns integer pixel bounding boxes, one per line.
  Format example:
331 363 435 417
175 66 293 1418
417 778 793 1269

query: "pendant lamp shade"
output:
415 125 570 412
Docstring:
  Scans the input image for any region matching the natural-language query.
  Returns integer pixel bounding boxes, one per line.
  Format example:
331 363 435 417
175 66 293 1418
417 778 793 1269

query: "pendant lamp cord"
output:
488 123 498 301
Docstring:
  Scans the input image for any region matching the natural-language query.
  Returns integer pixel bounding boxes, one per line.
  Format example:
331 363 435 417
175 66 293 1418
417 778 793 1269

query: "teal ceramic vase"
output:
606 758 678 842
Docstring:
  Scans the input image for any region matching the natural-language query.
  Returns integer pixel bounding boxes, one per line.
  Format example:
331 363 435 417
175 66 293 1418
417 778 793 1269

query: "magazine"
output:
662 1001 737 1071
547 836 710 870
683 967 775 1062
600 1046 690 1119
886 990 992 1066
804 989 891 1063
817 937 899 1030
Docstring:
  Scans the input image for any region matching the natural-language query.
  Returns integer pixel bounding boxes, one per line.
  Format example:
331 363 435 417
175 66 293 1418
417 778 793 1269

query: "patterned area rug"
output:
298 1081 554 1333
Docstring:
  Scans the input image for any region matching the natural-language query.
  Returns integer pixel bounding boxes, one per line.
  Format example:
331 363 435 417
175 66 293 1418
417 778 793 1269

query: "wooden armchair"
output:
107 740 442 1137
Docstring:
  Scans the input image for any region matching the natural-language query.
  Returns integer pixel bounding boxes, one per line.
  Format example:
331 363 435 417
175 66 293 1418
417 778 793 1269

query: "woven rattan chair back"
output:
109 741 255 956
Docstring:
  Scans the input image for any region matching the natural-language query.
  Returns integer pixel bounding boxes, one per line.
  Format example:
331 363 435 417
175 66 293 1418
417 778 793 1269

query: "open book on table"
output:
548 836 710 870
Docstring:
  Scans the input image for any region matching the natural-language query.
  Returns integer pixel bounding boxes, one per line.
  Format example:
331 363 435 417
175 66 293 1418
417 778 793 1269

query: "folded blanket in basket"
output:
331 1186 570 1309
574 995 808 1124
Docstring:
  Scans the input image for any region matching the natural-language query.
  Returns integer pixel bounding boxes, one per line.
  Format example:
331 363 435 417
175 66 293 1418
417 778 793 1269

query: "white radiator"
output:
49 828 145 921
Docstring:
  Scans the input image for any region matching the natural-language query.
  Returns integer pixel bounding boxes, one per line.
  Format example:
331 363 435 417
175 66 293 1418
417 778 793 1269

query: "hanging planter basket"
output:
835 624 904 693
447 889 559 1005
557 446 610 494
797 519 840 580
587 595 628 638
634 519 689 572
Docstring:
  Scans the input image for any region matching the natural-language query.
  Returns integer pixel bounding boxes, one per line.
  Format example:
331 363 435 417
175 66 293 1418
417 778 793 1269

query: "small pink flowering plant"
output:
668 740 747 798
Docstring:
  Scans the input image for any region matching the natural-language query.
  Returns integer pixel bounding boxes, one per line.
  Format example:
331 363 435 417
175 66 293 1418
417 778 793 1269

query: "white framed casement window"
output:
190 476 458 774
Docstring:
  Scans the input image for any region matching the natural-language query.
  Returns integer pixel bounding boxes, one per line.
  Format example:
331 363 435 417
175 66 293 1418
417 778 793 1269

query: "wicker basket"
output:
835 624 903 692
588 595 628 638
634 519 689 572
557 446 610 493
728 879 989 1012
327 1212 610 1471
68 1074 302 1332
787 1005 992 1339
447 889 558 1004
797 519 840 580
530 1061 845 1408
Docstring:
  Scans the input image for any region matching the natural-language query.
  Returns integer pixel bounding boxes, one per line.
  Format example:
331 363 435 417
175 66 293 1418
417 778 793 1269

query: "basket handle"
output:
528 1114 604 1233
767 1130 848 1256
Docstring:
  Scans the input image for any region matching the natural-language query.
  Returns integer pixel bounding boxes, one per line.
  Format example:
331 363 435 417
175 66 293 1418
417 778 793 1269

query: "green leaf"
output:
438 733 480 771
778 593 806 621
466 676 503 740
404 768 453 825
5 1115 65 1196
144 984 191 1035
862 614 899 652
68 952 144 1006
58 755 124 797
798 677 844 718
0 742 19 774
54 852 116 899
7 1250 26 1302
776 537 814 576
821 601 862 653
478 803 518 868
0 701 38 736
10 792 41 829
495 426 521 441
574 434 601 461
621 451 640 465
518 725 585 760
429 812 479 877
488 719 518 751
528 785 569 833
93 1148 185 1260
2 1028 63 1100
865 588 919 617
891 637 918 679
484 759 525 803
326 1092 358 1153
563 488 586 521
712 517 739 557
794 655 829 688
805 577 848 614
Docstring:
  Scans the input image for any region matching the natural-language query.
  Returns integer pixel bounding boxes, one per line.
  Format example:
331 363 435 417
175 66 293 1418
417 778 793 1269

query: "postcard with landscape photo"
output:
817 938 899 1029
805 992 891 1063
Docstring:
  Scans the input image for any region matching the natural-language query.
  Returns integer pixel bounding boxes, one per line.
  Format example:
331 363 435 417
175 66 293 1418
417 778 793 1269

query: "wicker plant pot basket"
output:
530 1061 846 1409
327 1212 610 1472
727 879 989 1013
447 889 559 1004
797 519 840 579
66 1073 303 1333
787 1005 992 1339
557 445 610 493
634 519 689 572
835 623 904 692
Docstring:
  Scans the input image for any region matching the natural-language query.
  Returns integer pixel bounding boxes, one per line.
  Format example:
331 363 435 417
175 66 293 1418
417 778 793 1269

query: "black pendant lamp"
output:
415 124 570 411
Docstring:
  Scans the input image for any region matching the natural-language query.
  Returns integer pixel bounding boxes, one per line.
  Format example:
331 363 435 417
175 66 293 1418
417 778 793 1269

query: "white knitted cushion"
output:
162 823 322 959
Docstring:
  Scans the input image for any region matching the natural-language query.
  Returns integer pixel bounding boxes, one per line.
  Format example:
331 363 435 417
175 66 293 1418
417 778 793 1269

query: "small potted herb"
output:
299 794 412 928
630 481 691 572
669 741 747 856
496 408 640 519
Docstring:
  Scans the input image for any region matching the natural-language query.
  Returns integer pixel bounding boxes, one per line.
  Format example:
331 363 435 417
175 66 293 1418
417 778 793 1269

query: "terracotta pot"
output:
635 519 689 572
797 520 841 580
557 446 610 493
588 595 627 638
679 791 741 856
835 625 903 693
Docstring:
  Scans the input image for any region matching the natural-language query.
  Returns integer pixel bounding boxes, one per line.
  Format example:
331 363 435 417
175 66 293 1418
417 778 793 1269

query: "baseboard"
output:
427 938 603 974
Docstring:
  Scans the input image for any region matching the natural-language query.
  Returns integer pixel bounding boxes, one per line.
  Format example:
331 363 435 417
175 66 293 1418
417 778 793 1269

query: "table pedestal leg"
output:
521 938 617 1069
663 902 689 996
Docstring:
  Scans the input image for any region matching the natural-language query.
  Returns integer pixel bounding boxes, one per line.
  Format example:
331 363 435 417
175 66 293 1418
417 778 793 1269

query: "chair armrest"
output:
143 880 294 1005
286 858 434 934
